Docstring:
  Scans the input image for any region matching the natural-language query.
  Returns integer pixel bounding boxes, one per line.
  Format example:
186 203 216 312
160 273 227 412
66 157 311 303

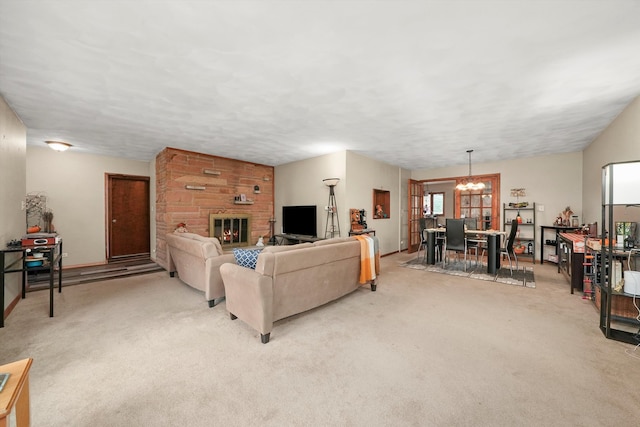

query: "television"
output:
282 205 317 237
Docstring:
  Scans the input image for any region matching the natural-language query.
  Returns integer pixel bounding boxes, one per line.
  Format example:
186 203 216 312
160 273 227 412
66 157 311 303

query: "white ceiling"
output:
1 0 640 169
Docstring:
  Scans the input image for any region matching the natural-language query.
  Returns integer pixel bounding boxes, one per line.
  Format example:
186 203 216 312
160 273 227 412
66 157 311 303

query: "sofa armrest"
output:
204 253 236 302
220 263 274 335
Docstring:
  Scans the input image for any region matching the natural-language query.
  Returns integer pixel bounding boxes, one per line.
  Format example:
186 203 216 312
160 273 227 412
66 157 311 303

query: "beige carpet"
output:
1 252 640 426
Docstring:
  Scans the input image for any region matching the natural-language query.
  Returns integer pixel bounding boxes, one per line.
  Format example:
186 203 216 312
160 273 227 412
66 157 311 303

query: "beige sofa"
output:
166 232 235 307
219 237 378 343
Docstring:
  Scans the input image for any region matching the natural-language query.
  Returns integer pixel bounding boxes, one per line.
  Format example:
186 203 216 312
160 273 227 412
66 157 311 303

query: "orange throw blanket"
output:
355 235 380 284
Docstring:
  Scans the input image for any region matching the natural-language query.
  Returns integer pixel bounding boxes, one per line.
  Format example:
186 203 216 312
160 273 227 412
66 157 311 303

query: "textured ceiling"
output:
1 0 640 169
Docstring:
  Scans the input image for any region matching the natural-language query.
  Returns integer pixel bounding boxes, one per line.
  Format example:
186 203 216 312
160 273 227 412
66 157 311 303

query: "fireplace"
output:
209 214 252 248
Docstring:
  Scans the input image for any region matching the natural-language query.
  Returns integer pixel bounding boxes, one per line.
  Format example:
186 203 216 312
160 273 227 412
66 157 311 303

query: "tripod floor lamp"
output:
323 178 341 238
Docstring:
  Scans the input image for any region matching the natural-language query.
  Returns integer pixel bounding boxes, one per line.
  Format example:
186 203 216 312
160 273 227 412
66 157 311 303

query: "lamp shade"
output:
323 178 340 187
45 141 72 152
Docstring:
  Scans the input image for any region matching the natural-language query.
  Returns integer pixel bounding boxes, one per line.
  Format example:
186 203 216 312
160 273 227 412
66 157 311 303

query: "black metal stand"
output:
325 184 340 238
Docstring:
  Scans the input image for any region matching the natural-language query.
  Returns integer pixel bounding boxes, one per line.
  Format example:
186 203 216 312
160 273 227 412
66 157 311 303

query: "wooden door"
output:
454 173 500 230
408 179 424 253
106 174 150 261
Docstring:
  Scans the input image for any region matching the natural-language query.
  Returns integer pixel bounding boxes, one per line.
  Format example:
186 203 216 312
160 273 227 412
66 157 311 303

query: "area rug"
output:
401 257 535 288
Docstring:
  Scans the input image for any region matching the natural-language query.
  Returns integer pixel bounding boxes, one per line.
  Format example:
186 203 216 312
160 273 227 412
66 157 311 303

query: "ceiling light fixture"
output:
456 149 485 191
45 140 72 152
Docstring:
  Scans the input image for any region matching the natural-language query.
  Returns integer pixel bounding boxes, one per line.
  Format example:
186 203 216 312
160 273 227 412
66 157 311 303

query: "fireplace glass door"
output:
209 214 251 248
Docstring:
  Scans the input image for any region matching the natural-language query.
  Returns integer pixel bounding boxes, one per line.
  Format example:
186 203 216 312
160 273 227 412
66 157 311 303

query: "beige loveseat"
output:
219 237 378 343
166 232 235 307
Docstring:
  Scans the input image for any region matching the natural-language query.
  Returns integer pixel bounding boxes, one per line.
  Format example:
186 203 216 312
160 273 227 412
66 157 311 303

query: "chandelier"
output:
456 149 485 191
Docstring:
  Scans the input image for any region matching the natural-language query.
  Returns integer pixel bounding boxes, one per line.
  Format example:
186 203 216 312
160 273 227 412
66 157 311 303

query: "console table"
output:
273 234 323 245
348 229 375 236
1 241 63 327
557 233 584 294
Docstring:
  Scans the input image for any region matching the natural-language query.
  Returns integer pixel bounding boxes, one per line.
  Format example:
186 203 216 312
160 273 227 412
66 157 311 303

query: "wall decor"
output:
373 189 390 219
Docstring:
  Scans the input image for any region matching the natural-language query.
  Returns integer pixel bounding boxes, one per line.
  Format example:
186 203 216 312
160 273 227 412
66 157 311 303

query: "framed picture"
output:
240 194 247 202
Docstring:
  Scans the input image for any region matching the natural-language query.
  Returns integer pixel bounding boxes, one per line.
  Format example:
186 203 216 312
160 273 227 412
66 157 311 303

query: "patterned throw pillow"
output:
233 248 262 269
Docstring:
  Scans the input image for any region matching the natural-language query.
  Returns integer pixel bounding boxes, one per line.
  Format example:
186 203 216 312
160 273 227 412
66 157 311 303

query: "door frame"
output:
105 173 150 261
407 174 501 254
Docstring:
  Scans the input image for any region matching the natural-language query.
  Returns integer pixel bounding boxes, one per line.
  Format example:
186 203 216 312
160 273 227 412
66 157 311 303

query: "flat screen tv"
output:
282 205 317 237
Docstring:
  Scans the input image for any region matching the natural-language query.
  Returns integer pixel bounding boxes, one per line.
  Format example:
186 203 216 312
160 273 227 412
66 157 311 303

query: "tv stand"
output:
274 234 323 245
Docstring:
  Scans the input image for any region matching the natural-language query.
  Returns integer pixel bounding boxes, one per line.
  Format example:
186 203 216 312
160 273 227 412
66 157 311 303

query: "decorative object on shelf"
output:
25 192 48 231
571 215 579 227
256 236 264 247
323 178 341 238
513 245 526 255
253 185 260 193
514 231 525 254
45 140 72 152
240 194 247 202
373 189 390 219
456 149 485 191
560 206 573 226
509 188 528 208
350 208 368 232
42 210 54 233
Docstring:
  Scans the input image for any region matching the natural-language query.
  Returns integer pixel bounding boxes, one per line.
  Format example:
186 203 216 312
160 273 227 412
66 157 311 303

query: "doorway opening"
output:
408 174 500 253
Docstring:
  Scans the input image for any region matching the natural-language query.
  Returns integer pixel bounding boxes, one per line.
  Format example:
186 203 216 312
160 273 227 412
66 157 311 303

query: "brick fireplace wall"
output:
155 147 274 269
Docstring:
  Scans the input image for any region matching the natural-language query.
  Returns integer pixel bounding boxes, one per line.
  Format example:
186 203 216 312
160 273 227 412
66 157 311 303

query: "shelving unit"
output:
503 203 536 263
599 161 640 345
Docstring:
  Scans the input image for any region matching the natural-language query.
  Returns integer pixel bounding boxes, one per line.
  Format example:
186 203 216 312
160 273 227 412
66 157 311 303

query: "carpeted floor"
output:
3 252 640 426
402 256 535 287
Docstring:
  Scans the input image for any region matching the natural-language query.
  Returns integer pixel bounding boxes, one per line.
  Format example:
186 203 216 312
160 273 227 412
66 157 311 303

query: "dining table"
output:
424 228 507 274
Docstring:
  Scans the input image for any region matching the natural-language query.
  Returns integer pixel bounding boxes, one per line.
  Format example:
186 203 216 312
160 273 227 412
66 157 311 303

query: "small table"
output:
1 241 63 328
0 358 33 427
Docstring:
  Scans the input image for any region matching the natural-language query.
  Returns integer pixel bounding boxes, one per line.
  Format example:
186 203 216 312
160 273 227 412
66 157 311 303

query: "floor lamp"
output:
324 178 340 238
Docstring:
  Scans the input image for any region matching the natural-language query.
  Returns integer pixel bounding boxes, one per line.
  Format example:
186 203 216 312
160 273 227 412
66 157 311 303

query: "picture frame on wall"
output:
240 194 247 202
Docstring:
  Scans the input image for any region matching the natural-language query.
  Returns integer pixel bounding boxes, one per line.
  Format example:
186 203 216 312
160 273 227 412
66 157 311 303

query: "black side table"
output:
1 241 63 327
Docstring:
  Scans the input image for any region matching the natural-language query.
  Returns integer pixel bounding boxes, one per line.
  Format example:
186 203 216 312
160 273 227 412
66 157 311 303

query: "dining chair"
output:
500 219 519 275
416 218 428 261
443 218 468 270
464 218 487 267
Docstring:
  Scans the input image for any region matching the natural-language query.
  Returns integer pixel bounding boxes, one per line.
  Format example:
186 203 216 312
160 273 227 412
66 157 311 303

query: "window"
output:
423 192 444 216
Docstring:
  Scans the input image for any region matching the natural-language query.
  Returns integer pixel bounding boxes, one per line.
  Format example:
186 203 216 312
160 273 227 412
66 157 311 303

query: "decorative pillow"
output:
233 248 262 270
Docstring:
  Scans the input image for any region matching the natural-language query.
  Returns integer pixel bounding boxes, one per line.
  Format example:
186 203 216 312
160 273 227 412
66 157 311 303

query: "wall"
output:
345 151 405 254
275 150 406 255
27 146 151 267
0 95 27 315
274 151 346 240
412 151 583 260
155 148 274 269
583 95 640 226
